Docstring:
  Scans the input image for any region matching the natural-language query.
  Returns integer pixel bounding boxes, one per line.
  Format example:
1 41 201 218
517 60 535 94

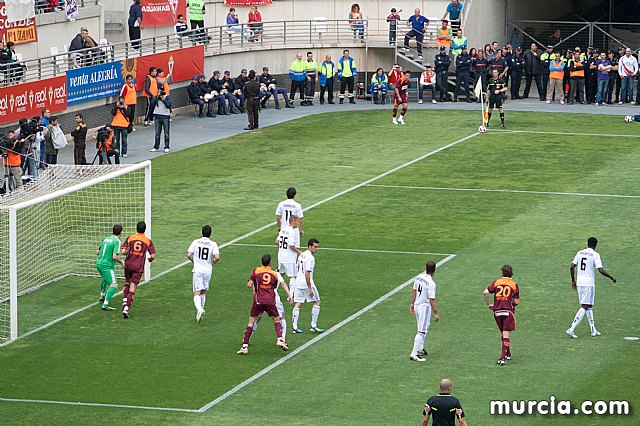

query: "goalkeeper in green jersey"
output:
96 224 125 310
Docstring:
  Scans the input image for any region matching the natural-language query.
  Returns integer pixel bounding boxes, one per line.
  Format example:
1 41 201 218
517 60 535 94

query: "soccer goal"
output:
0 161 151 342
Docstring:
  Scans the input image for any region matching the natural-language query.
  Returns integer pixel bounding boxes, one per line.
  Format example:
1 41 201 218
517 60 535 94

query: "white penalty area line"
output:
230 243 455 257
487 129 640 138
196 254 457 412
0 397 198 413
365 184 640 199
0 132 477 347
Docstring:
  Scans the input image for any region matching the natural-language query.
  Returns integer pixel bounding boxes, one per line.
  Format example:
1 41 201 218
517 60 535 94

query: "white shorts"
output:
414 303 431 334
275 294 285 317
293 285 320 303
278 262 297 278
193 272 211 292
577 285 595 305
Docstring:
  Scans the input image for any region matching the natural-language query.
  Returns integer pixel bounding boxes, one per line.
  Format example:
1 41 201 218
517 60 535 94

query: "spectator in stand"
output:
260 66 294 108
44 0 60 13
39 109 51 169
540 45 554 99
567 49 586 104
546 52 565 104
436 20 452 56
71 113 88 165
111 96 131 158
386 8 401 46
388 63 403 93
0 41 24 84
468 47 477 87
128 0 143 51
454 46 472 102
451 28 467 62
319 56 335 105
175 14 190 41
419 65 437 104
523 43 544 100
248 6 263 42
509 47 525 99
120 75 137 129
434 47 452 101
403 8 429 60
483 43 495 62
443 0 463 33
151 90 171 153
44 116 63 166
68 27 89 69
187 0 206 44
510 27 521 50
472 50 489 96
337 49 357 104
349 4 364 42
585 48 598 104
595 51 611 106
549 29 561 47
607 48 622 104
226 7 249 42
143 67 158 126
618 47 638 104
370 67 388 105
188 75 210 117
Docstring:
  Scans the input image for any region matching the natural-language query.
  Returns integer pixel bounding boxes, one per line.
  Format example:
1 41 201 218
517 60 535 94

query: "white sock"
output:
292 307 300 329
586 308 595 331
193 295 201 311
280 317 287 340
311 305 320 328
411 332 425 356
200 294 206 309
569 307 586 331
252 320 259 334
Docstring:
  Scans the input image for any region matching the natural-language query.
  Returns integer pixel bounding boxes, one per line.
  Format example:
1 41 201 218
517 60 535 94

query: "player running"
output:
187 225 221 323
484 264 520 366
291 238 324 334
409 260 439 362
96 224 125 311
120 221 155 319
566 237 617 338
392 70 411 125
276 187 304 238
237 254 289 355
485 69 507 128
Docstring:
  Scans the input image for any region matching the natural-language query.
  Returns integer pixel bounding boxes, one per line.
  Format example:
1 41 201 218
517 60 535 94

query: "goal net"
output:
0 161 151 341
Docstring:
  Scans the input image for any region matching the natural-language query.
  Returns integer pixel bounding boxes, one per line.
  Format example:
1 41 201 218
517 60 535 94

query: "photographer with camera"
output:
111 97 131 158
17 117 42 181
150 89 172 153
2 129 24 192
93 126 120 165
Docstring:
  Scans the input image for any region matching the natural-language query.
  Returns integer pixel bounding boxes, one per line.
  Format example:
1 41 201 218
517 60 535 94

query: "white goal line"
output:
230 243 455 257
365 184 640 199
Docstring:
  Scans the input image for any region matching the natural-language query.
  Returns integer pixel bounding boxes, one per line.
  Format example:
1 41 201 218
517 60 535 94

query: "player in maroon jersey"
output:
483 264 520 366
237 254 289 355
120 221 155 319
392 70 411 125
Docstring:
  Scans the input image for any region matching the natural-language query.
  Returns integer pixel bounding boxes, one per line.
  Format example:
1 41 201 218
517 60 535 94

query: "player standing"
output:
409 260 439 362
120 221 155 319
237 254 289 355
187 225 221 323
96 224 125 310
566 237 616 338
484 264 520 366
291 238 325 333
486 69 507 128
392 70 411 125
276 187 304 238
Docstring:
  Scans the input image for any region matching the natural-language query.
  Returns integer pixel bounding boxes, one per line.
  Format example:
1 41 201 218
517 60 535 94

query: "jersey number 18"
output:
198 246 210 261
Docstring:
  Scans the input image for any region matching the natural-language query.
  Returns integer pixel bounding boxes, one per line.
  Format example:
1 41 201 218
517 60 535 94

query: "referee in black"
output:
422 378 467 426
243 70 261 130
486 69 508 128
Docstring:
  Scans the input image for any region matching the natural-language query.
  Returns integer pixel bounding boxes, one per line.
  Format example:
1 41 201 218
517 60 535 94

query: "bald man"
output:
422 379 467 426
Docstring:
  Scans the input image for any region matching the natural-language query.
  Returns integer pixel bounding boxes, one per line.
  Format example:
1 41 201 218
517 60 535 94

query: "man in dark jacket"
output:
523 43 544 100
509 47 525 99
434 46 452 101
69 28 88 68
71 113 88 165
454 46 472 102
208 71 233 115
243 70 261 130
259 67 292 109
187 75 213 117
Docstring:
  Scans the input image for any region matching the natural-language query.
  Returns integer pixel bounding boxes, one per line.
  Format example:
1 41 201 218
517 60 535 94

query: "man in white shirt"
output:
409 260 439 362
277 214 302 279
418 65 438 104
566 237 616 338
187 225 221 323
291 238 324 333
276 187 304 238
618 48 638 104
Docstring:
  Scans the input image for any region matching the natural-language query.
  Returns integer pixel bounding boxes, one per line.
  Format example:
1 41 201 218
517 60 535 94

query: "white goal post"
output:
0 161 151 342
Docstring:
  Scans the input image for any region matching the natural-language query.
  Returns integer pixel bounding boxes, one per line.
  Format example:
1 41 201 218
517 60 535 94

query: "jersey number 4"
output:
198 246 210 261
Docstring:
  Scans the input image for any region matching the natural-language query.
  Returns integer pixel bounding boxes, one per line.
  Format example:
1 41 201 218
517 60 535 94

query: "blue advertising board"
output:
66 60 127 105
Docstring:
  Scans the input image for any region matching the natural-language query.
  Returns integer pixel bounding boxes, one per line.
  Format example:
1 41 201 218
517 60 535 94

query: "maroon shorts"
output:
125 269 143 285
250 301 279 318
394 94 408 106
494 311 516 332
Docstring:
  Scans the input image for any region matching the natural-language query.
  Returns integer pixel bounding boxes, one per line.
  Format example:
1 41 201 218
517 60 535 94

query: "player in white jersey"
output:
276 187 304 241
566 237 616 338
277 215 302 278
409 260 439 362
291 238 325 334
187 225 220 323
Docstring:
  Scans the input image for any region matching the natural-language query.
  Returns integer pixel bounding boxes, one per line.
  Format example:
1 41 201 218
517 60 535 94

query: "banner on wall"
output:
224 0 272 5
65 0 79 21
135 45 204 90
0 76 66 124
140 0 186 27
0 3 37 45
67 60 133 105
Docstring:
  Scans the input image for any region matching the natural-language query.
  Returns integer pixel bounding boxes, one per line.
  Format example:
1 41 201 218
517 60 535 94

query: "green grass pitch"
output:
1 110 639 425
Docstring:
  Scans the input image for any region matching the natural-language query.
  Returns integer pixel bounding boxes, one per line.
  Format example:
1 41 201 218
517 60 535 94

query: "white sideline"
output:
231 243 455 257
488 129 640 138
365 184 640 199
0 397 198 413
0 132 477 347
196 254 457 412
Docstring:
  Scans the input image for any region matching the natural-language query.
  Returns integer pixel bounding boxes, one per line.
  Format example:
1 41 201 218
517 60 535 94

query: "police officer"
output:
607 49 621 104
187 0 206 43
585 48 599 104
243 70 261 131
540 44 554 98
472 50 489 99
454 46 472 102
304 51 318 106
434 46 452 101
509 47 525 99
421 378 467 426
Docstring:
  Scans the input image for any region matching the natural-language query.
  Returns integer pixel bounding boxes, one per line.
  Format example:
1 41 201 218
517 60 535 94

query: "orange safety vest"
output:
569 60 585 78
98 134 115 151
437 28 451 47
121 83 137 106
111 107 130 128
161 81 170 95
4 140 21 167
143 76 158 98
549 61 564 80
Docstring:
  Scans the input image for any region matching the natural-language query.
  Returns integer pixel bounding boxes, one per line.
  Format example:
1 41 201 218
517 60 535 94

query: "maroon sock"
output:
122 284 130 304
502 338 510 359
127 292 135 308
243 326 253 345
274 321 283 339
